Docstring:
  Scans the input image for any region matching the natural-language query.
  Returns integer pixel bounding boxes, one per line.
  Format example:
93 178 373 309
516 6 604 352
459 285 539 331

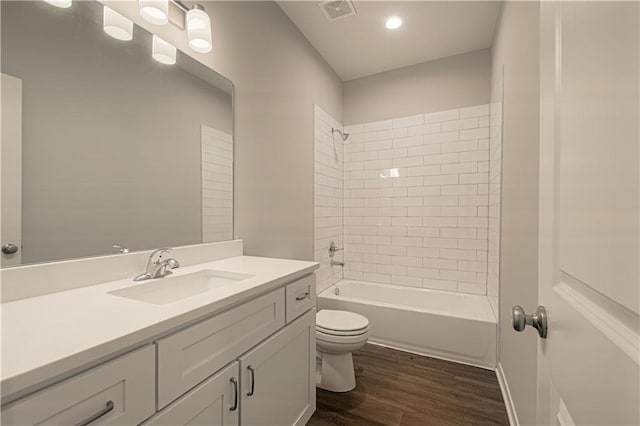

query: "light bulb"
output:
152 35 176 65
385 16 403 30
187 6 212 53
44 0 72 8
139 0 168 25
103 6 133 41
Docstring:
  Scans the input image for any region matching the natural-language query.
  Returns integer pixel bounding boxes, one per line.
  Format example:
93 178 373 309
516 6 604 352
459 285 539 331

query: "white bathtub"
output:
318 280 497 369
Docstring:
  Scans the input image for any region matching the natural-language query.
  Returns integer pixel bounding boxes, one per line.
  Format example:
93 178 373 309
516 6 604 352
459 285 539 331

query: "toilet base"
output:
316 351 356 392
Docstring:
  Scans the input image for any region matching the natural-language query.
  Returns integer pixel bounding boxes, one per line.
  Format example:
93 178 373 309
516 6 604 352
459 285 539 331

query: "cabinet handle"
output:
247 365 255 396
229 377 238 411
295 292 310 301
74 401 114 426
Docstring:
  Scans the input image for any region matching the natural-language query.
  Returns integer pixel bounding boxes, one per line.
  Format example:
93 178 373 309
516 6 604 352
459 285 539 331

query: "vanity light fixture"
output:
152 35 177 65
385 16 403 30
103 6 134 41
139 0 169 25
186 4 212 53
44 0 72 8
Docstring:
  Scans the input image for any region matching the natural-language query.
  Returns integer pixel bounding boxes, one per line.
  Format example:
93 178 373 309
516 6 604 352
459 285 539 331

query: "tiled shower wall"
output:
487 72 503 315
314 106 344 293
201 125 233 243
342 105 491 295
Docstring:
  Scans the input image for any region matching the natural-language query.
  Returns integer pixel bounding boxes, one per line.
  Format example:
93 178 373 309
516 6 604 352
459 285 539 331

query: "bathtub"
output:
318 280 497 369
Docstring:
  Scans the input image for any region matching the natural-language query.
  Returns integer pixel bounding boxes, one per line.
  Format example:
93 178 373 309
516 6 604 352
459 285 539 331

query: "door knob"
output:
512 305 548 338
2 243 19 255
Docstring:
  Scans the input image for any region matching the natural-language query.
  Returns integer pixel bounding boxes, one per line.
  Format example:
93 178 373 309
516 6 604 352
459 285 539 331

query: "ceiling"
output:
277 1 502 81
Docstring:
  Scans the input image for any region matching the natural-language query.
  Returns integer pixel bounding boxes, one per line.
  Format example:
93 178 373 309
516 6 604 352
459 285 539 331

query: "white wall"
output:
342 105 492 294
343 50 491 125
313 106 344 293
491 2 540 425
105 0 343 261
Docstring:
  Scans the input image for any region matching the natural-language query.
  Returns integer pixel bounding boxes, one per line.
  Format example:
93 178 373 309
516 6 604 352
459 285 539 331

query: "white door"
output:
144 362 240 426
239 309 315 426
537 2 639 425
0 73 22 267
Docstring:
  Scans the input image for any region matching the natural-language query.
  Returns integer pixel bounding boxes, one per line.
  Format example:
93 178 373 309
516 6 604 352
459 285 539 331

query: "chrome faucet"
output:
133 248 180 281
330 260 345 267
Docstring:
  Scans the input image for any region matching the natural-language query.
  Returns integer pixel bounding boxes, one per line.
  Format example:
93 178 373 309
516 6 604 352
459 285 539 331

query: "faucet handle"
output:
166 258 180 269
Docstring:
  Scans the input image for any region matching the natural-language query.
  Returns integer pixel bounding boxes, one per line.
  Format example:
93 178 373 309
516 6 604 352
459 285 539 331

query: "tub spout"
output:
330 260 344 267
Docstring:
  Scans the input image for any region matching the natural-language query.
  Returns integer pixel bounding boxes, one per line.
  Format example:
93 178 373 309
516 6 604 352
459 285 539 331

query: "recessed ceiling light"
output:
385 16 403 30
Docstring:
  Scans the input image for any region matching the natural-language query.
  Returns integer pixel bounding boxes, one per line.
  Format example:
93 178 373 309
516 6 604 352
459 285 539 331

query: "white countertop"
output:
1 255 318 401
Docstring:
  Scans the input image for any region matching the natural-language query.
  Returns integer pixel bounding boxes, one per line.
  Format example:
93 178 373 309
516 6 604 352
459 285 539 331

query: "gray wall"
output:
491 2 540 424
343 49 491 125
1 1 232 264
108 0 343 261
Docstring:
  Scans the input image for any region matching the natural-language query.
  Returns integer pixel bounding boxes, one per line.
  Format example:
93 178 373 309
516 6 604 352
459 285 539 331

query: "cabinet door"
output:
239 309 315 426
144 362 240 426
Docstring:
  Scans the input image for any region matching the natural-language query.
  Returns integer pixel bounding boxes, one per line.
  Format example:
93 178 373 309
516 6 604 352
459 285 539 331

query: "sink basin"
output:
108 269 254 304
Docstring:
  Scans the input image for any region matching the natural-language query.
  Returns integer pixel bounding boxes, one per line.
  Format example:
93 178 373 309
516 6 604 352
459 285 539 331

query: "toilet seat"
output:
316 310 369 336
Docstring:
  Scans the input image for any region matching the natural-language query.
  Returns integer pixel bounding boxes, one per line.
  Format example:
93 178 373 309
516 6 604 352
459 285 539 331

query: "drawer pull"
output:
74 401 114 426
229 377 238 411
247 365 255 396
295 292 310 301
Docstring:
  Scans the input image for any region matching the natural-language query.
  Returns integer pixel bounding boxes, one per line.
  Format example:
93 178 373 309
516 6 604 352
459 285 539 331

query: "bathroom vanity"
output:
0 242 318 426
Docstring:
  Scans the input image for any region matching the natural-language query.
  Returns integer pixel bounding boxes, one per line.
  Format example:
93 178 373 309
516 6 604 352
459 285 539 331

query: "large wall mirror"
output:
1 1 233 267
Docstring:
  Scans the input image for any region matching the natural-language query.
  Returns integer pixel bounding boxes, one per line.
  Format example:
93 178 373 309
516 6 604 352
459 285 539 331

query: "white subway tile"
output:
408 165 441 177
407 227 440 238
459 104 490 118
441 162 478 175
393 275 423 287
442 117 478 132
441 227 477 239
408 144 441 156
406 266 440 279
408 186 441 197
363 119 393 132
379 127 408 140
423 153 459 165
407 123 442 136
423 278 458 291
424 108 459 123
423 217 458 227
460 127 490 140
407 247 439 258
440 140 479 154
423 196 459 206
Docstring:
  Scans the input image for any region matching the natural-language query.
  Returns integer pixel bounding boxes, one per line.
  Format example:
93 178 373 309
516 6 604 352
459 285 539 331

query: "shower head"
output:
331 128 350 142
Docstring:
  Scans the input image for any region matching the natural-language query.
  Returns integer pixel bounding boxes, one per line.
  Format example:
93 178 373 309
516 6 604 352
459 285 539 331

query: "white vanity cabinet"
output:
1 273 317 426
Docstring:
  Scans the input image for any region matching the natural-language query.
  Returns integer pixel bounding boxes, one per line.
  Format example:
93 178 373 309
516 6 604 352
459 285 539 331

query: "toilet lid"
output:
316 310 369 334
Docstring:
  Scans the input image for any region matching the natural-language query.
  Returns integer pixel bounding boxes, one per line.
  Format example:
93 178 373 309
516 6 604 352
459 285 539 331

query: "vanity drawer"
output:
1 345 155 426
285 274 316 323
156 288 285 409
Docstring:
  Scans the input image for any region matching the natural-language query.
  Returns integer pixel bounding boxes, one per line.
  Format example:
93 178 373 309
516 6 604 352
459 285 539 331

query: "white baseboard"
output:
496 362 519 426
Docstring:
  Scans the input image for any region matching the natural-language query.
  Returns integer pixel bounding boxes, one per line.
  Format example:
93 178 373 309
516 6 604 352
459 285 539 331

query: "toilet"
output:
315 309 369 392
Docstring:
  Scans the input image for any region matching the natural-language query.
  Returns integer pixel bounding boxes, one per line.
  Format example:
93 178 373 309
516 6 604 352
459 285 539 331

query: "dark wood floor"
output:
308 344 509 426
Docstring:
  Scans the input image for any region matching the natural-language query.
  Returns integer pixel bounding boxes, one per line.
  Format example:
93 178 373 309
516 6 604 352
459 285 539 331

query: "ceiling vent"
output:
319 0 357 22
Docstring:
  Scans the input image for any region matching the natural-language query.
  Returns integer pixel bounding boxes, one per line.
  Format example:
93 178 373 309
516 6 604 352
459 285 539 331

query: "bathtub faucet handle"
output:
328 241 343 257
